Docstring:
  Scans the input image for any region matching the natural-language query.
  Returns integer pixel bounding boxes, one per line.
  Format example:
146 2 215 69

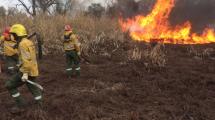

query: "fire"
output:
119 0 215 44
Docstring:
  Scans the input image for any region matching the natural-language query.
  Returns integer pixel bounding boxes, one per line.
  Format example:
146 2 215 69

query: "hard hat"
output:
3 27 10 39
10 24 27 37
3 27 10 34
64 25 72 31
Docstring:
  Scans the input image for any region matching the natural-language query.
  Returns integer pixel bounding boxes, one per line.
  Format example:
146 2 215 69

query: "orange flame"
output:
119 0 215 44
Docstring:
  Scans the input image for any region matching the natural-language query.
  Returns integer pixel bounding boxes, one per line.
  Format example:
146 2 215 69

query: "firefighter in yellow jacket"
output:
63 25 81 77
0 27 18 74
5 24 42 113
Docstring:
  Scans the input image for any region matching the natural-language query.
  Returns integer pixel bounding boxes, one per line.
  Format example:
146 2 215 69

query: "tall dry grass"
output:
0 14 125 56
188 46 215 59
0 13 167 68
127 43 167 70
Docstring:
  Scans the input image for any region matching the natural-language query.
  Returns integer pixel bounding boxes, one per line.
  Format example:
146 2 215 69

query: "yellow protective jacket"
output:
0 36 18 56
63 31 80 52
18 38 39 77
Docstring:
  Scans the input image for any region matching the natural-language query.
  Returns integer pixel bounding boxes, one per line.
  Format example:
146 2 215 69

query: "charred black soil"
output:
0 44 215 120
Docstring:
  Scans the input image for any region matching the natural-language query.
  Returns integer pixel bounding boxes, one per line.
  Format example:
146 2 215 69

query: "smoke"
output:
118 0 215 32
116 0 156 18
170 0 215 33
116 0 138 18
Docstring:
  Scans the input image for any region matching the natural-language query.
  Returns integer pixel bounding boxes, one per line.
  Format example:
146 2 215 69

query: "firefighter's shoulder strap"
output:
28 32 43 60
64 32 73 40
36 33 43 60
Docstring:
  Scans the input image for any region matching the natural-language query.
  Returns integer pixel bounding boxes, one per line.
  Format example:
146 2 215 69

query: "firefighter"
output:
0 27 18 74
63 25 81 77
5 24 43 113
0 36 3 73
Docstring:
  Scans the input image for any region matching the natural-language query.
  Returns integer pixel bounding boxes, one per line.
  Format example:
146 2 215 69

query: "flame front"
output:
119 0 215 44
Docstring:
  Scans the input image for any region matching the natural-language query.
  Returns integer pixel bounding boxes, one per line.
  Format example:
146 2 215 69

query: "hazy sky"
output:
0 0 113 9
0 0 20 9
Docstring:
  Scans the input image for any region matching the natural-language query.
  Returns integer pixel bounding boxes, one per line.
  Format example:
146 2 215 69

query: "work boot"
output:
68 71 76 78
75 71 80 77
10 105 25 114
37 100 43 107
15 96 27 107
75 69 80 77
33 100 44 110
68 76 73 79
74 66 80 77
11 96 27 114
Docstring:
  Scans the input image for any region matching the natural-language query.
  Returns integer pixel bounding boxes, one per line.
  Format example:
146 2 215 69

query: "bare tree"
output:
7 7 19 16
16 0 58 16
36 0 57 14
55 0 78 15
0 6 6 17
17 0 36 16
87 3 105 18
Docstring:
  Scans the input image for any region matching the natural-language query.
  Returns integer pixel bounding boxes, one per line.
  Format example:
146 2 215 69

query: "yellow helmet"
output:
10 24 27 37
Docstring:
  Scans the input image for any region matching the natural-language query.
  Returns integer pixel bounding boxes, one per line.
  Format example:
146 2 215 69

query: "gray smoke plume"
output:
117 0 215 32
116 0 139 18
170 0 215 33
116 0 155 18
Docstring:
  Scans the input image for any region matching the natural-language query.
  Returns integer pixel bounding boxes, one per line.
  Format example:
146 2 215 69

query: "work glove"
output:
64 39 69 42
16 64 21 68
0 50 3 55
77 52 81 56
21 73 28 82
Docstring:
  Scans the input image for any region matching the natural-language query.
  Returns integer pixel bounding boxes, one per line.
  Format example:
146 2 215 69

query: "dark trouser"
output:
65 50 80 77
0 55 3 73
5 72 42 107
5 55 18 75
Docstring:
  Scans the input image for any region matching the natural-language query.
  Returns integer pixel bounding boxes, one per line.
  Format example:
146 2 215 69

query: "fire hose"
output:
26 80 44 91
0 80 44 97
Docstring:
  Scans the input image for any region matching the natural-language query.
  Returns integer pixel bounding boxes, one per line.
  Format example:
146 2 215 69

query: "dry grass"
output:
0 14 125 56
127 43 167 70
1 13 167 68
128 46 142 61
145 43 167 68
188 46 215 59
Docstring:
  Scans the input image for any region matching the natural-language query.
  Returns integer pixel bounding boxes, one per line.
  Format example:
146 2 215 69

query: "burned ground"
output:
0 43 215 120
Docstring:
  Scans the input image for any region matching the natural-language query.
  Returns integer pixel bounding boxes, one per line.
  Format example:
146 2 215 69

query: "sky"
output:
0 0 20 9
0 0 114 9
